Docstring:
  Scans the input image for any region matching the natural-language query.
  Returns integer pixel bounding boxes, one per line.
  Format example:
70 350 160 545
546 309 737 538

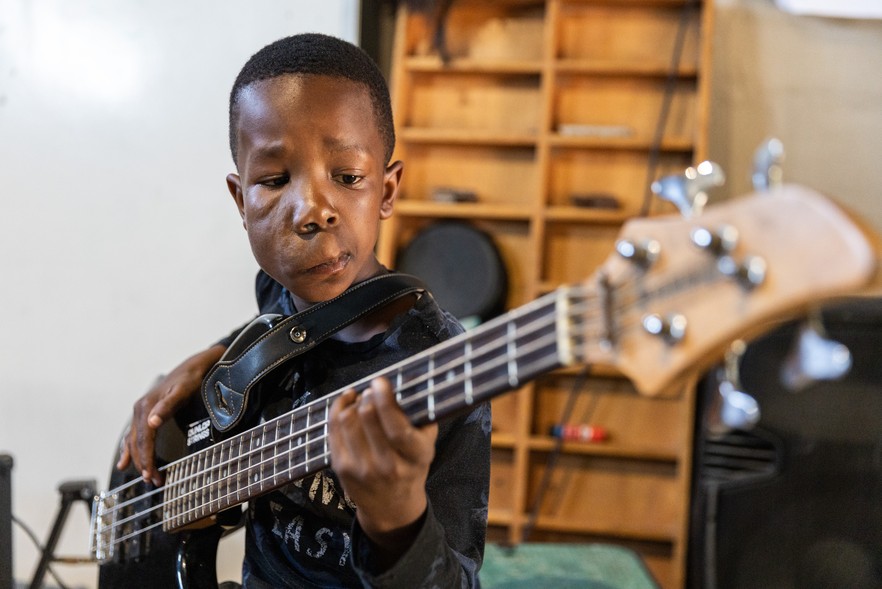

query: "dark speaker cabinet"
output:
689 297 882 589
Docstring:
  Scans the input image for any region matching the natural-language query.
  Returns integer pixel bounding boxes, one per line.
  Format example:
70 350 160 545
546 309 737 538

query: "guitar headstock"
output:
579 184 878 396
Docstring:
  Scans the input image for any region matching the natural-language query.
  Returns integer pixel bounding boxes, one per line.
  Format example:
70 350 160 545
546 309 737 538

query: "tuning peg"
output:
716 380 761 431
706 340 761 437
780 310 852 391
691 225 739 256
616 238 661 267
716 254 767 289
752 137 785 191
642 313 687 344
651 161 726 218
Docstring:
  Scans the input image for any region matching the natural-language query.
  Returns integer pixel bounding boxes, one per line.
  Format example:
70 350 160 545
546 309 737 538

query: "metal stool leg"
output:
28 479 96 589
1 455 13 589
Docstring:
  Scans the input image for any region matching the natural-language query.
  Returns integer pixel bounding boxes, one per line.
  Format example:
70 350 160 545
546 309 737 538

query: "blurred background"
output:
1 0 880 587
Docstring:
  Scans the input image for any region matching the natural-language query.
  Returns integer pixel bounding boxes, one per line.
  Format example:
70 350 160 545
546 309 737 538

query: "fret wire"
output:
463 340 474 405
304 405 311 471
236 435 245 503
427 354 435 421
323 397 330 466
196 448 205 518
506 320 518 388
272 420 280 486
211 444 218 512
183 452 191 526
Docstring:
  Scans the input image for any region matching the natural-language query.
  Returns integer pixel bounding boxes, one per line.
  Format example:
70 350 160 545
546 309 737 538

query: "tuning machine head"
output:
616 238 661 268
780 311 852 391
752 137 785 191
652 161 726 218
706 340 761 437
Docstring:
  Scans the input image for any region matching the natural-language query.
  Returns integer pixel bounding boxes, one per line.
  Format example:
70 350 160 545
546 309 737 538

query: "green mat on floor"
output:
480 543 660 589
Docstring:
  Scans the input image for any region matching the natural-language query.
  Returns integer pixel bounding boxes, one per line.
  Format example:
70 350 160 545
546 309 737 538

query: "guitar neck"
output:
161 287 589 531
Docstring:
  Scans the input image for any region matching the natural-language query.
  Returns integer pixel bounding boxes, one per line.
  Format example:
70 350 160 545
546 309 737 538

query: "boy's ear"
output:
380 160 404 219
226 173 247 228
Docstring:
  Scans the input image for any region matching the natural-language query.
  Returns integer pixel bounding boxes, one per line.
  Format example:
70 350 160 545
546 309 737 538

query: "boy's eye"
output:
335 174 362 186
259 175 288 187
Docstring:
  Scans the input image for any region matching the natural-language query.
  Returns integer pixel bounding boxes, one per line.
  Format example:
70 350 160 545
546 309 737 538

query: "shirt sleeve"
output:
350 402 492 589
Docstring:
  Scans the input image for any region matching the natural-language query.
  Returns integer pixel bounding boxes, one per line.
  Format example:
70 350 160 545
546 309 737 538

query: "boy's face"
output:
226 74 401 308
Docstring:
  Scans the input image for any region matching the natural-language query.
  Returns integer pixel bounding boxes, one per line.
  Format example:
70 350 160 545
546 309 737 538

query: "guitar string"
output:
95 289 603 546
95 265 717 550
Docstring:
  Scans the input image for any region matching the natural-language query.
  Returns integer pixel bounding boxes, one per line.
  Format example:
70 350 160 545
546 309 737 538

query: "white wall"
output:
708 0 882 234
0 1 359 587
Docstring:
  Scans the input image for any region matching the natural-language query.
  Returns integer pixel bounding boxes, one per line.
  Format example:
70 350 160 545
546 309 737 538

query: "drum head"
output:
396 222 508 324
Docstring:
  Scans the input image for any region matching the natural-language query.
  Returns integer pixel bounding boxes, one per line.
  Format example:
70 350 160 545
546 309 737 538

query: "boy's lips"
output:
303 253 351 275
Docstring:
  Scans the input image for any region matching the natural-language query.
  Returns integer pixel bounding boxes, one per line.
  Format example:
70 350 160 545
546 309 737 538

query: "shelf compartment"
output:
404 71 542 134
404 1 546 62
488 447 517 514
399 143 538 208
555 3 702 74
552 75 698 147
541 220 620 286
546 146 694 217
531 374 688 460
491 390 522 438
526 453 682 540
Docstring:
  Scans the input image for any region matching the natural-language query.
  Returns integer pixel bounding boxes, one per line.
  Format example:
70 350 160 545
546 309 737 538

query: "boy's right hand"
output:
116 344 227 486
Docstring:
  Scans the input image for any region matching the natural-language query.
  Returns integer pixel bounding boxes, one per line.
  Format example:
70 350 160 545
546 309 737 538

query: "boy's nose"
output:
292 186 338 234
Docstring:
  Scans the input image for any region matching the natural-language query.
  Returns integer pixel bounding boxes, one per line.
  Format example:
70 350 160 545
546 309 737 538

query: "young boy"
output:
117 33 490 588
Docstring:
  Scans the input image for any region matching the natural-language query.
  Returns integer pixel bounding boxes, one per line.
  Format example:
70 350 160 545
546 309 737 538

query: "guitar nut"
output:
290 326 307 343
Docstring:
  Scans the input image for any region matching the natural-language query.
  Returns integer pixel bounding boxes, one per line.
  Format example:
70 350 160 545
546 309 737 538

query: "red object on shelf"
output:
549 424 609 442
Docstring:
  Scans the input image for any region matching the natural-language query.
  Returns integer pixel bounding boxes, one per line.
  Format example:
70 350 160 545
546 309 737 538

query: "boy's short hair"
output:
229 33 395 165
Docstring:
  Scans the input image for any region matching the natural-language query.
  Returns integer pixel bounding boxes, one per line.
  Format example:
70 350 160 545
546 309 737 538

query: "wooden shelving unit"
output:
377 1 714 586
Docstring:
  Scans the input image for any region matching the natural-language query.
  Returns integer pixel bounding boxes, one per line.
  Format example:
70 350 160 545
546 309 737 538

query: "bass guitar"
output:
90 184 878 588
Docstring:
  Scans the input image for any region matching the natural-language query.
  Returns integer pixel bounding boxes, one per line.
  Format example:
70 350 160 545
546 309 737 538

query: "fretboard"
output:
161 287 586 531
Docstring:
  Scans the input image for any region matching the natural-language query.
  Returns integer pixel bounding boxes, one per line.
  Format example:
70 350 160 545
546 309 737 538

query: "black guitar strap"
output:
202 273 427 432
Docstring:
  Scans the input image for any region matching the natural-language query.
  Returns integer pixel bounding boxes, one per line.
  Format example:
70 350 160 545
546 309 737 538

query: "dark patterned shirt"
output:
239 271 490 588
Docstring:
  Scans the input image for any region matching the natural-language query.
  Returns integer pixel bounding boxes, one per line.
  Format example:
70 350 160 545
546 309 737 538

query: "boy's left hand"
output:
329 377 437 559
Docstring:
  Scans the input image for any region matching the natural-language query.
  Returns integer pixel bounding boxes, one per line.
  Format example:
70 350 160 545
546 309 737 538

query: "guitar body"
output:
97 394 240 589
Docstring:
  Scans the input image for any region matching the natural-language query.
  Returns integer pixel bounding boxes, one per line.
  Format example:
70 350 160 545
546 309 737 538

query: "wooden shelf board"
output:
394 200 534 221
562 0 701 7
543 205 635 224
554 59 698 78
549 134 695 151
405 56 544 75
400 127 538 147
488 508 515 526
531 516 676 544
527 437 679 462
490 432 518 448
